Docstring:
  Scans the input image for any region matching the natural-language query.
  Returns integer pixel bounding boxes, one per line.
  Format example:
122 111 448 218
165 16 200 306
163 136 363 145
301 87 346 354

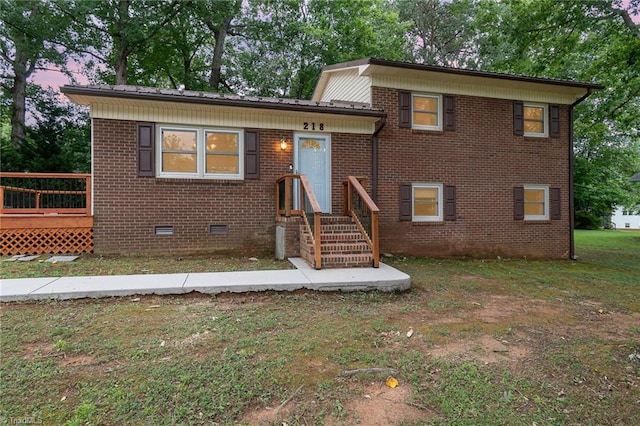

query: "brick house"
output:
62 58 600 266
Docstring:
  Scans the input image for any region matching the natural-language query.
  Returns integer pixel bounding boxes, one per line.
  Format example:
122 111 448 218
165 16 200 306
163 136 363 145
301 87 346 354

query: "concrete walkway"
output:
0 258 411 302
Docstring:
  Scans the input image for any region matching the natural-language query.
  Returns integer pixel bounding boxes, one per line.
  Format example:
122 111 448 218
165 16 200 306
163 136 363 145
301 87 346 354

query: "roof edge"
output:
321 57 603 90
61 85 387 118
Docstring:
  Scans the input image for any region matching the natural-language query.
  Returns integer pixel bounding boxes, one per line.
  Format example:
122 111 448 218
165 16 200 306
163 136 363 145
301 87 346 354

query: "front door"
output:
295 133 331 213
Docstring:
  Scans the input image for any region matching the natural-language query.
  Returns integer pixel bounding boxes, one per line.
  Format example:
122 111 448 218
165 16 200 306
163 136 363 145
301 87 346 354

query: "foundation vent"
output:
210 224 228 235
154 225 174 235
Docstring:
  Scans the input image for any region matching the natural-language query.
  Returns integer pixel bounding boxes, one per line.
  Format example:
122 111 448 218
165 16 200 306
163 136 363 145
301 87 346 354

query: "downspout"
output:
372 116 387 203
569 89 592 260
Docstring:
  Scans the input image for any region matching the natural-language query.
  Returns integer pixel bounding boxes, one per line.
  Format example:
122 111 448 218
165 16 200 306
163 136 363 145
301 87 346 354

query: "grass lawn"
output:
1 230 639 425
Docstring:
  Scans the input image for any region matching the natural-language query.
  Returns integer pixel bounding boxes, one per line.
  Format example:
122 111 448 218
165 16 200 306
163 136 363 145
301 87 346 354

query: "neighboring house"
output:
610 172 640 230
62 58 601 265
610 206 640 230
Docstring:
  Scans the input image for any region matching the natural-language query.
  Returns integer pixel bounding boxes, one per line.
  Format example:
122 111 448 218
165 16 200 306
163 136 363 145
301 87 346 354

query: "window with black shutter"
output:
244 129 260 179
513 101 524 136
444 185 456 220
399 184 412 221
398 91 411 128
443 95 456 131
137 123 155 177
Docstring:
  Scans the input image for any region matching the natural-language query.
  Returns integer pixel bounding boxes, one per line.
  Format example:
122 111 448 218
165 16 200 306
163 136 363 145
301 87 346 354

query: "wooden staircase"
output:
300 216 374 268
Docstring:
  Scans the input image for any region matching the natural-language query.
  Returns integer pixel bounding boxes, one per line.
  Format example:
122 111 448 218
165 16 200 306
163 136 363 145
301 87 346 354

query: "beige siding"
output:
89 101 376 134
319 69 371 104
371 73 582 105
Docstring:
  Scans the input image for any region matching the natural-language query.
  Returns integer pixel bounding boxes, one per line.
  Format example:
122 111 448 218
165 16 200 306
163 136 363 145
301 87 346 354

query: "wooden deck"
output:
0 173 94 256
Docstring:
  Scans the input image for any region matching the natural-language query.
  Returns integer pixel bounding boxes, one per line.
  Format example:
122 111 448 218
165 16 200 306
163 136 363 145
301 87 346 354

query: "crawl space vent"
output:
210 224 228 235
154 225 174 235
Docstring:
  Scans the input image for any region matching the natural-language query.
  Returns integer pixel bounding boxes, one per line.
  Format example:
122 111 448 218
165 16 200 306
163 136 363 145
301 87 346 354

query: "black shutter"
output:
550 105 560 138
399 184 412 221
514 186 524 220
443 95 456 131
244 129 260 179
398 91 411 128
444 185 456 220
137 123 155 177
513 101 524 136
550 187 561 220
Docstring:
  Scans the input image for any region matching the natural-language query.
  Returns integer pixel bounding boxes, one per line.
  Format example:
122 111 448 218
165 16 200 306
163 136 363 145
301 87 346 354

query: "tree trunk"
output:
10 64 27 150
208 17 232 91
114 0 130 85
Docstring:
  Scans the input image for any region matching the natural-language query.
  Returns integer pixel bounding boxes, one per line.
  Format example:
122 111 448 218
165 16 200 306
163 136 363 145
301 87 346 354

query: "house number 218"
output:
303 122 324 131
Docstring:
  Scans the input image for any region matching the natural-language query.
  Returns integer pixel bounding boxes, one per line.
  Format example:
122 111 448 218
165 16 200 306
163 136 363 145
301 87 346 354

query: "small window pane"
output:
415 202 438 216
414 187 439 217
413 112 438 126
414 96 438 112
415 187 438 201
206 154 239 174
524 121 544 133
524 106 544 120
525 189 545 202
206 132 238 153
163 153 196 172
524 203 544 215
162 130 197 151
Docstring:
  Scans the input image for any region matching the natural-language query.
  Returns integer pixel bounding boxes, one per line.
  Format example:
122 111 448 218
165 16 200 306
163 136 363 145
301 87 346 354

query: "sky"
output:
30 1 640 92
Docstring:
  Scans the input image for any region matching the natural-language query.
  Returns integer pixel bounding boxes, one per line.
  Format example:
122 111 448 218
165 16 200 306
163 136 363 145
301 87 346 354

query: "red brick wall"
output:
91 119 371 255
372 86 571 259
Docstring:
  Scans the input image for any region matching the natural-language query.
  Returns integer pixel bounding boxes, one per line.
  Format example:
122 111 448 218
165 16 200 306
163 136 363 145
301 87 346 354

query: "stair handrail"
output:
345 176 380 268
276 174 322 269
299 175 323 269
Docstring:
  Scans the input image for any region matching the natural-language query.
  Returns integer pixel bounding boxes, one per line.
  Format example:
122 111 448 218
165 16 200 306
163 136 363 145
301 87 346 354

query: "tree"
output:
58 0 186 85
0 0 74 148
229 0 410 99
395 0 479 67
1 85 90 172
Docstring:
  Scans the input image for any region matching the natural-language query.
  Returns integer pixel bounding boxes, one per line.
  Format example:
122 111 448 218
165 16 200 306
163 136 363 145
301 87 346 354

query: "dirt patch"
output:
429 334 529 364
242 382 433 426
326 382 433 425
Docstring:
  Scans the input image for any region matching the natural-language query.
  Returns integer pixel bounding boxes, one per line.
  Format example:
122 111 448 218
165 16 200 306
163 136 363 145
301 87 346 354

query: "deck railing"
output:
0 172 92 216
276 174 322 269
344 176 380 267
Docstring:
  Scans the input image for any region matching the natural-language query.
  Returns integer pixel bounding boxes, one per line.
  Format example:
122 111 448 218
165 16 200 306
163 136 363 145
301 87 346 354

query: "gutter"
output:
372 116 387 203
569 88 593 260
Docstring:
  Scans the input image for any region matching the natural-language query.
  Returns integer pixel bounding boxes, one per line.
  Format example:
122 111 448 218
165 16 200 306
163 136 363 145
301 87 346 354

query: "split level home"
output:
62 58 601 268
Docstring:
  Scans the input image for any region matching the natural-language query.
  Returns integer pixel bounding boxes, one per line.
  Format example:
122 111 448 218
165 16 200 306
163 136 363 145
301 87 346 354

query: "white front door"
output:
295 133 331 213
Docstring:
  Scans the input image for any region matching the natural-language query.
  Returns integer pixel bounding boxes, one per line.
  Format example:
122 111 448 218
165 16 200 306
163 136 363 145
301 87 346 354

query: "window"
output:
625 223 630 228
412 94 442 131
158 126 243 179
524 185 549 220
523 103 548 137
412 183 443 221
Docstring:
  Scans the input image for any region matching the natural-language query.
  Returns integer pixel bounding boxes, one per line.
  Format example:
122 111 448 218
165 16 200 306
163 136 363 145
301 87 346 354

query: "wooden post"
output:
371 211 380 268
285 176 291 217
85 175 92 216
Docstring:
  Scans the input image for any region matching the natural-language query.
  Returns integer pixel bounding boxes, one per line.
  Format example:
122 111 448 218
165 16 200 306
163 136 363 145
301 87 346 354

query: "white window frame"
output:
523 103 548 137
412 93 443 131
524 185 549 221
157 125 244 180
412 183 443 222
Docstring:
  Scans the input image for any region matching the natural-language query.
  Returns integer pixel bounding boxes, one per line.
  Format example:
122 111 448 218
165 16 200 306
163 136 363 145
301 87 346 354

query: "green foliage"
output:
1 86 90 172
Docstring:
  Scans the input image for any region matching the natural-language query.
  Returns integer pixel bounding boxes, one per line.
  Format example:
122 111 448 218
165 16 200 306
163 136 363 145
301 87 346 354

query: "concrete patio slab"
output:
288 258 411 292
27 273 189 300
